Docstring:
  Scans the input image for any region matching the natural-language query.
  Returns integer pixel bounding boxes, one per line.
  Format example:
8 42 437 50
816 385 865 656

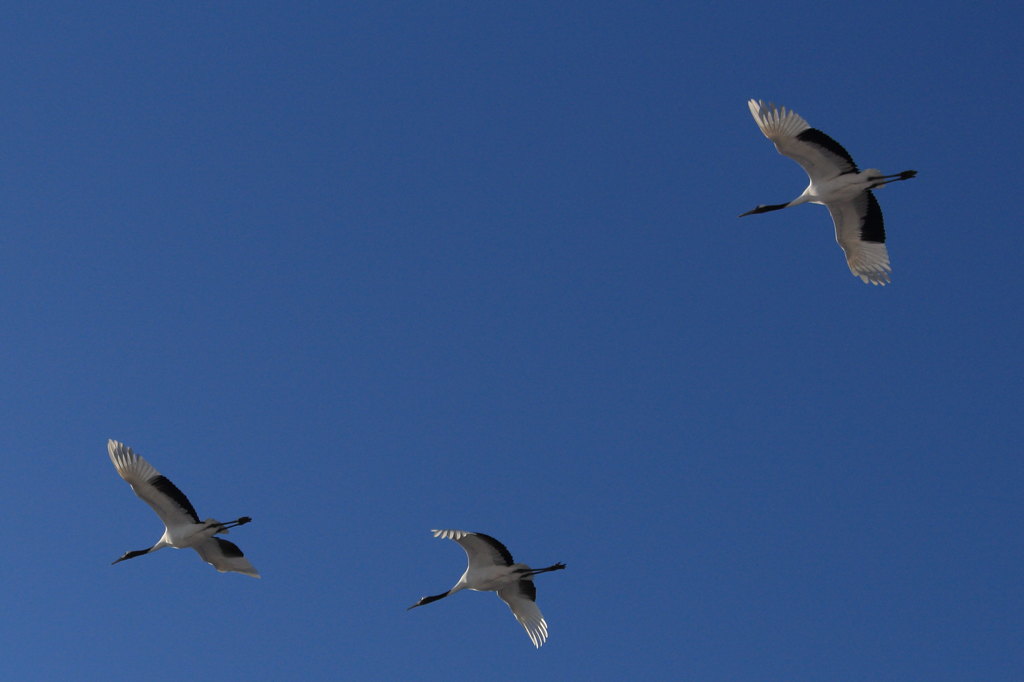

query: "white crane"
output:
408 529 566 648
741 99 917 285
107 439 260 578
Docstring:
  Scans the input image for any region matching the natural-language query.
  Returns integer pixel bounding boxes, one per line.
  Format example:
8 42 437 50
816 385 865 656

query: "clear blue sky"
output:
3 3 1021 680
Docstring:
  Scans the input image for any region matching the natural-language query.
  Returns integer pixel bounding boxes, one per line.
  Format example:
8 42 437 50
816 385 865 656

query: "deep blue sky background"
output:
3 3 1022 680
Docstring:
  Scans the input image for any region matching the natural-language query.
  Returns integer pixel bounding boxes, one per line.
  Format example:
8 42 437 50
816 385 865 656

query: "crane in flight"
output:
741 99 916 285
408 529 565 648
107 439 260 577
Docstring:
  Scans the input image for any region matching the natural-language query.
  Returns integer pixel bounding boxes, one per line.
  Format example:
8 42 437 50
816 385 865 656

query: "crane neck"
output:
111 547 154 565
739 202 790 217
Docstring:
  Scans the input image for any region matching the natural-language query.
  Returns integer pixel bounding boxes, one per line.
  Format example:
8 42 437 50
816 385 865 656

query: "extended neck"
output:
739 202 790 217
112 547 154 565
407 590 451 610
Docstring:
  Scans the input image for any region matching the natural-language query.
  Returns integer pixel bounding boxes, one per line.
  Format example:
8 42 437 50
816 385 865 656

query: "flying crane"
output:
408 529 565 648
107 439 259 577
741 99 917 285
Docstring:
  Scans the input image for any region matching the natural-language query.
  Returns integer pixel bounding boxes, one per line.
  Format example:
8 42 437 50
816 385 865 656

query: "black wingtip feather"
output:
861 191 886 243
473 532 515 565
148 475 201 523
214 537 246 558
797 128 859 172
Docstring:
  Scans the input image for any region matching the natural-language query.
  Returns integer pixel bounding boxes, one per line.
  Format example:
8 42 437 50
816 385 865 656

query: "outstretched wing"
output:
828 191 891 285
193 537 260 578
748 99 859 184
497 578 549 648
108 439 201 526
432 529 515 571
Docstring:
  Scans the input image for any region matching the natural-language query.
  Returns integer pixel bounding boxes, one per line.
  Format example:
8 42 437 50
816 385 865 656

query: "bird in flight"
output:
107 439 259 577
741 99 917 285
408 529 565 647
